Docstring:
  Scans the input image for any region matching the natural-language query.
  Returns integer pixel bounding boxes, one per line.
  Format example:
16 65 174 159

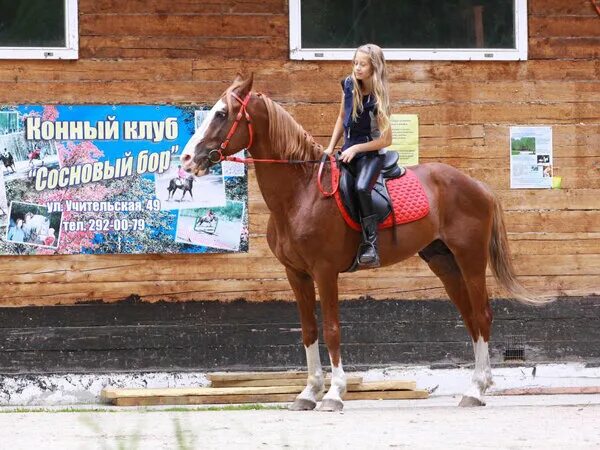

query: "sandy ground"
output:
0 394 598 449
0 364 598 448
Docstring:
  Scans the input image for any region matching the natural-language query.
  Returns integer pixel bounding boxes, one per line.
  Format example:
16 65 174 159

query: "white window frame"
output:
0 0 78 60
289 0 527 61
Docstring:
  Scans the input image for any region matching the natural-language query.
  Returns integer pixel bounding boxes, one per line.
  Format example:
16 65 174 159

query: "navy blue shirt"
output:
341 76 381 151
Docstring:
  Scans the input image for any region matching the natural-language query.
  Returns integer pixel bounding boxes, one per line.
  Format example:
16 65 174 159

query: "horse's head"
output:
181 74 255 176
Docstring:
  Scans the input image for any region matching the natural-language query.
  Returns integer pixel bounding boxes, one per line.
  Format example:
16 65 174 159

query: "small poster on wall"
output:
0 105 248 256
510 126 553 189
390 114 419 166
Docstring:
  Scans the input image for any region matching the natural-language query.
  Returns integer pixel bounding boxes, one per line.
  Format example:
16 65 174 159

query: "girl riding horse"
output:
1 148 16 174
325 43 392 269
180 72 549 412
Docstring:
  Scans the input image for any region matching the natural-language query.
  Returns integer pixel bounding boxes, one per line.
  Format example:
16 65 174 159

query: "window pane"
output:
0 0 66 47
301 0 515 49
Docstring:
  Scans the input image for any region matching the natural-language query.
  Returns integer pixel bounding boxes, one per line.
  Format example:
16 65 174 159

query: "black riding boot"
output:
357 214 380 268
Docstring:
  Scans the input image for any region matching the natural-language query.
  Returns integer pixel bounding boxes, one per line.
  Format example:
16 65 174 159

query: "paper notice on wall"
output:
390 114 419 166
510 126 553 189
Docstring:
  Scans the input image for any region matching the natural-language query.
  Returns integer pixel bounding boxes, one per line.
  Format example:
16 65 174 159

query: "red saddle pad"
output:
332 166 430 231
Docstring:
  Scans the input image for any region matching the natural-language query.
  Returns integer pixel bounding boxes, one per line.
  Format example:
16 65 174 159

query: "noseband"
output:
208 91 254 164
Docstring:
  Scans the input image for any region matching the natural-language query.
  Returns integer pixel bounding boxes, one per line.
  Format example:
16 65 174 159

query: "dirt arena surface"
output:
1 394 598 449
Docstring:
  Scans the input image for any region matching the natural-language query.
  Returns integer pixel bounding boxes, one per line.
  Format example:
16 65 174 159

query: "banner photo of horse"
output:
0 105 248 256
175 200 246 251
153 156 227 210
0 169 7 224
1 111 60 181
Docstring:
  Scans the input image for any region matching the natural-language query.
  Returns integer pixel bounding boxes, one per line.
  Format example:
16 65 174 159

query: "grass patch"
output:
0 403 287 414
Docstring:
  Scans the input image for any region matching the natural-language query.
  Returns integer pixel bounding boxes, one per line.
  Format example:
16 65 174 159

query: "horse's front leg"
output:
315 271 346 412
285 267 324 411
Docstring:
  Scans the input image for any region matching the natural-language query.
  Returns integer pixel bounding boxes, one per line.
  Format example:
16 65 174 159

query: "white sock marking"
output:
296 341 324 403
464 336 493 401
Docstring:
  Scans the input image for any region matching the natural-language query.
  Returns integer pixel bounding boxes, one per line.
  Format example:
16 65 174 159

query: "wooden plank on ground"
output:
112 393 299 406
491 386 600 396
211 376 362 388
102 385 303 400
349 381 417 392
108 390 429 406
208 371 307 382
102 376 428 406
346 390 429 400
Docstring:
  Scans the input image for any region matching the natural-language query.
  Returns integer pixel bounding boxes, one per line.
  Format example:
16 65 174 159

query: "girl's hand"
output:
340 146 359 163
323 145 335 155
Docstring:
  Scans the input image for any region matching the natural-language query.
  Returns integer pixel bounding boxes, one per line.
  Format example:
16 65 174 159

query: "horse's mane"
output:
261 95 324 161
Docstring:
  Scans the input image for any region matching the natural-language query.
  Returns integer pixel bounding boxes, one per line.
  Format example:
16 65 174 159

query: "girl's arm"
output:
324 93 345 154
355 126 392 152
339 126 392 163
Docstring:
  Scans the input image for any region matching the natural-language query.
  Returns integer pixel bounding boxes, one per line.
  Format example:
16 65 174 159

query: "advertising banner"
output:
0 106 248 255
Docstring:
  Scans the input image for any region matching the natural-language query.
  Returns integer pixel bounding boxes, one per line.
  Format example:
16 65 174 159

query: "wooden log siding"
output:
0 0 598 306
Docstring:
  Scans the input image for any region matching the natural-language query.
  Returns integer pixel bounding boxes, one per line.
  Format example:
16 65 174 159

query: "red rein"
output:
211 150 339 197
212 90 338 197
317 155 339 197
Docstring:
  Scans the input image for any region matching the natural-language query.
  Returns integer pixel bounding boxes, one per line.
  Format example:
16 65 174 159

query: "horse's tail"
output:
487 190 552 306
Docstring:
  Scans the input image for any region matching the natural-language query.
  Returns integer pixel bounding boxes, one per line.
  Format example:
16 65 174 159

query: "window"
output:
289 0 527 61
0 0 78 60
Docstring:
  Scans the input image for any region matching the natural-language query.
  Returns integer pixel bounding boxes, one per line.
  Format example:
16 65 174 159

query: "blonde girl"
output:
324 43 392 268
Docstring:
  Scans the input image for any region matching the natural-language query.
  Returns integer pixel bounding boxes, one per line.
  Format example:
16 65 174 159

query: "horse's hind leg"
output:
452 243 494 406
421 241 493 406
286 267 324 411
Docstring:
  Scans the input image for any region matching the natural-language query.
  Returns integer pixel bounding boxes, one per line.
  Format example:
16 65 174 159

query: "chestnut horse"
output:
182 75 546 412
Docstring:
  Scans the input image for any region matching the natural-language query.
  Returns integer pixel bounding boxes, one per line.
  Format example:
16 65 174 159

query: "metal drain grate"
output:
504 335 525 361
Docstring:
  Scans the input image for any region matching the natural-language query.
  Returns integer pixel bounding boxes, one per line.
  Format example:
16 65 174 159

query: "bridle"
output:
208 91 254 164
205 90 339 196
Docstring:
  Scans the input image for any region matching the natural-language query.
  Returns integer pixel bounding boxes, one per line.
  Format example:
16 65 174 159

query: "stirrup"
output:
356 243 380 268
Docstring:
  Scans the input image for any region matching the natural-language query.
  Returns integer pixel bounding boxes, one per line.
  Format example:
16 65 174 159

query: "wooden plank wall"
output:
0 0 598 306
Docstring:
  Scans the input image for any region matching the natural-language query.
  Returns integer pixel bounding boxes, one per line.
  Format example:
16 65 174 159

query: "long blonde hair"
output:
350 43 391 134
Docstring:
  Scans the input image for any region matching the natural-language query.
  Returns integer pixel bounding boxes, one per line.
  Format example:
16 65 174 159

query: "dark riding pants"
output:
350 152 385 218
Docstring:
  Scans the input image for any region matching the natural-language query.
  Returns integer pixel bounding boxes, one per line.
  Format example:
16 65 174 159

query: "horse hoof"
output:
459 396 486 407
318 398 344 412
289 398 316 411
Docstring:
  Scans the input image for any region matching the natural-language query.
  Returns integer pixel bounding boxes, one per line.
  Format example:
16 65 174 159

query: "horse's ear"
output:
236 73 254 96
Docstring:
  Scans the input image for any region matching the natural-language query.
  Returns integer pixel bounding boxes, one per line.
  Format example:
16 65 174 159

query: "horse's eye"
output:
215 111 227 119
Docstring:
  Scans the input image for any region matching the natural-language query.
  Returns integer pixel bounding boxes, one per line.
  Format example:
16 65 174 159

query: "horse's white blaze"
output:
464 336 493 401
323 357 347 402
181 99 226 161
296 341 324 403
